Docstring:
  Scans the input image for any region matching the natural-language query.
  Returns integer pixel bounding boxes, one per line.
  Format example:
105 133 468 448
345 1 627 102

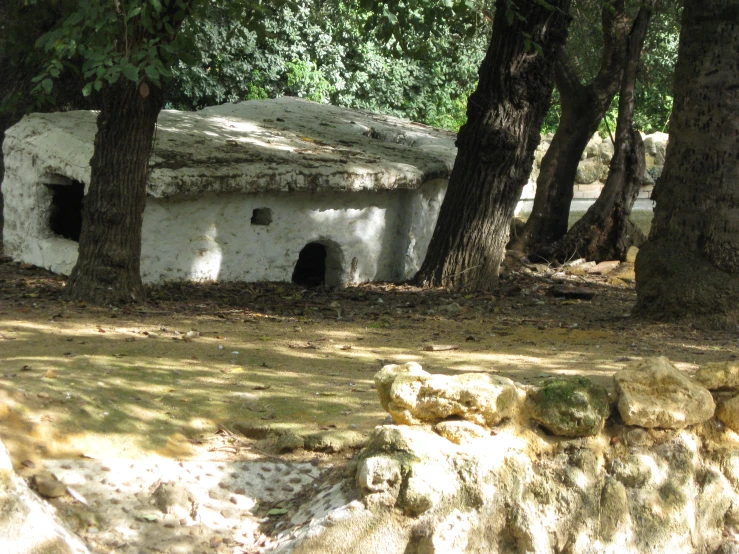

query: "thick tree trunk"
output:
412 0 571 292
535 2 654 263
63 79 164 304
635 0 739 327
511 1 629 253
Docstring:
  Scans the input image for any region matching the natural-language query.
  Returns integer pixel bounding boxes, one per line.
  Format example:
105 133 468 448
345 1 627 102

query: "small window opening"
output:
292 242 327 287
47 181 85 242
251 208 272 226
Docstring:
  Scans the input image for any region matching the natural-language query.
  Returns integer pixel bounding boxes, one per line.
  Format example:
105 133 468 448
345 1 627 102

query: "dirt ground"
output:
1 251 736 552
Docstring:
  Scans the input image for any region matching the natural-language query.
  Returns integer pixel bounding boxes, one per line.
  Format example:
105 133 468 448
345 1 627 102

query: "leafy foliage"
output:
544 0 680 135
168 1 490 131
30 0 198 100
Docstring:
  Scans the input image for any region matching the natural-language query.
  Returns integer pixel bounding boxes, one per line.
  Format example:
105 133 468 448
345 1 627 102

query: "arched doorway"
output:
292 240 344 287
292 243 327 287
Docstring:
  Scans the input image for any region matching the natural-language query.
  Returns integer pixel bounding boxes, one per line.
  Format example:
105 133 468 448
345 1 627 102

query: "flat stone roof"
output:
4 97 457 198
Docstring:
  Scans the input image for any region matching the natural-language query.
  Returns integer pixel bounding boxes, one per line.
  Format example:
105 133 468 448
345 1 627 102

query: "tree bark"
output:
634 0 739 327
510 1 629 253
411 0 571 292
535 2 654 263
63 79 164 304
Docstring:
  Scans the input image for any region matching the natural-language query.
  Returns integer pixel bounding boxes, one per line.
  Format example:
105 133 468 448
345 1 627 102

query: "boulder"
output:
399 462 458 516
625 245 639 264
643 132 668 168
151 481 198 520
575 159 603 185
374 362 427 412
716 394 739 433
528 377 610 437
614 357 715 428
583 133 602 159
434 420 490 444
0 441 90 554
695 361 739 390
375 365 524 427
599 137 615 164
356 455 402 494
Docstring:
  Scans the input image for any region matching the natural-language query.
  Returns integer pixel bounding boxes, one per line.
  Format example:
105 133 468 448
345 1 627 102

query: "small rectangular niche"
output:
251 208 272 226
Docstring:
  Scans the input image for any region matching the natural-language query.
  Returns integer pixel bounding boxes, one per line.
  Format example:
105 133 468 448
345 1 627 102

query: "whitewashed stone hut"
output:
2 98 456 286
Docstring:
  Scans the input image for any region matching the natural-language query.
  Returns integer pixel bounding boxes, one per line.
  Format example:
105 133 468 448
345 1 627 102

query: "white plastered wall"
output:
3 170 446 285
139 179 446 284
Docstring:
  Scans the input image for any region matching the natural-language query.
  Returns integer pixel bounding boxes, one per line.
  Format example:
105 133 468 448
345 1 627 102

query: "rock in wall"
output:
266 358 739 554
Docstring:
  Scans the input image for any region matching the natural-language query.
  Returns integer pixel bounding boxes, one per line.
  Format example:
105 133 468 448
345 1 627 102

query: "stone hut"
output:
1 98 456 286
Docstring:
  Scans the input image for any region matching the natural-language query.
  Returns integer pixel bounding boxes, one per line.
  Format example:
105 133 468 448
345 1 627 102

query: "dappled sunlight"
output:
1 264 735 469
188 222 223 281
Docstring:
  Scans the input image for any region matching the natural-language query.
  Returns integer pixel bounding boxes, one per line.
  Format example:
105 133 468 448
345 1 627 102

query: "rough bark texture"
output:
412 0 571 292
635 0 739 327
63 80 164 304
536 3 654 263
511 1 630 253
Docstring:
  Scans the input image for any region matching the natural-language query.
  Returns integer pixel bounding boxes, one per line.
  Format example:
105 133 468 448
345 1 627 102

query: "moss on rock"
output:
529 377 610 437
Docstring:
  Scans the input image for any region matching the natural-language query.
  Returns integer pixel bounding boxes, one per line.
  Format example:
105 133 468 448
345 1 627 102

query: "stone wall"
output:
266 357 739 554
520 131 668 204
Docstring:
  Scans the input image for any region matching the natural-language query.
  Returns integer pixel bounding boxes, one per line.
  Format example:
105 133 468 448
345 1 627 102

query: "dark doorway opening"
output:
292 242 327 287
47 181 85 242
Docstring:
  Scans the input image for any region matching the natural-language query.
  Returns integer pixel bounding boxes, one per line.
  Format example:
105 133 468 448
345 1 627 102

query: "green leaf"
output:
267 508 288 516
94 79 102 91
126 7 142 20
152 0 162 12
82 82 93 97
144 65 160 81
122 64 139 82
41 79 53 94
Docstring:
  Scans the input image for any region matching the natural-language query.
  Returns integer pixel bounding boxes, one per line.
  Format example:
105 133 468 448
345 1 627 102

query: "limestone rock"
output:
614 357 715 428
151 481 198 520
643 132 668 168
356 456 401 494
529 377 610 437
583 133 602 158
695 361 739 390
365 425 454 461
625 245 639 263
599 479 629 541
599 137 615 164
374 362 427 412
399 462 458 516
32 472 67 498
434 420 489 444
576 159 603 185
716 395 739 433
380 368 524 427
0 441 90 554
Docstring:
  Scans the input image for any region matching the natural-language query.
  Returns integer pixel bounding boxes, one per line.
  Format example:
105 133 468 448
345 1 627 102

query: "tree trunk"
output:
411 0 571 292
535 2 654 263
634 0 739 327
63 79 164 304
510 1 629 253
